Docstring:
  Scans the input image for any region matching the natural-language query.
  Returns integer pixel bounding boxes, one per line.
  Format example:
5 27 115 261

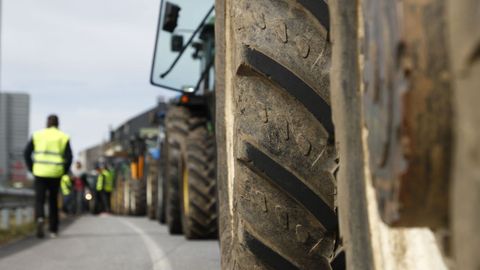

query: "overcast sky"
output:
1 0 211 156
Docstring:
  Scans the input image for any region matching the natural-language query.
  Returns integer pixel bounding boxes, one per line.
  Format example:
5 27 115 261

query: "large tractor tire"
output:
330 0 450 269
112 166 126 215
448 1 480 269
129 178 146 216
157 141 167 224
216 0 341 269
156 172 167 224
179 116 218 239
146 156 159 220
114 164 127 215
123 170 131 215
165 106 189 234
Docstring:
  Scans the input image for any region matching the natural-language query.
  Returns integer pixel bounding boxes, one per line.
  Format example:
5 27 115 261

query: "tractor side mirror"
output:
162 2 181 33
191 42 203 59
171 35 184 52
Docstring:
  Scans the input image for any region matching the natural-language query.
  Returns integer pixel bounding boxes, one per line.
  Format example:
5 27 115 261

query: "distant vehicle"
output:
107 104 167 217
150 0 217 239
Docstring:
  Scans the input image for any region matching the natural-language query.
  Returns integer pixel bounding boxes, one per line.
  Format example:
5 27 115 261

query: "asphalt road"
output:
0 215 220 270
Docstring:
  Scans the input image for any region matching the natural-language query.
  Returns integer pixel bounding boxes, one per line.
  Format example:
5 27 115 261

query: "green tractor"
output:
150 0 217 239
153 0 480 269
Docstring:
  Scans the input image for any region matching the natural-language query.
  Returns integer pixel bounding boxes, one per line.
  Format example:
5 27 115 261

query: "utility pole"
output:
0 0 2 93
0 0 3 187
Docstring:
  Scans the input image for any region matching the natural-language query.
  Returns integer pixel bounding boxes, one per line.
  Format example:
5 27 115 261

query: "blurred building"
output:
78 143 106 173
0 93 30 187
77 100 167 174
109 104 165 156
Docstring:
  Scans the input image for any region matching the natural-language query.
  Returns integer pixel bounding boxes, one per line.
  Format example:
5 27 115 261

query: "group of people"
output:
60 161 89 215
61 163 114 215
24 114 115 238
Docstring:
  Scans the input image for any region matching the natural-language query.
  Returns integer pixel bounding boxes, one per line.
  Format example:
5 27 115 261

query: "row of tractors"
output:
96 0 479 269
105 93 218 241
104 4 217 241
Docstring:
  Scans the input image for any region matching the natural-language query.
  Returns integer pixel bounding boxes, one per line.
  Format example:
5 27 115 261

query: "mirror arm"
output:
159 5 215 79
193 56 215 93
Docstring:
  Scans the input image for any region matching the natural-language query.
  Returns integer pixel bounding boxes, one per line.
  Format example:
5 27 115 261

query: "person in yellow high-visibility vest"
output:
24 115 73 238
102 166 114 212
60 174 74 215
96 164 112 213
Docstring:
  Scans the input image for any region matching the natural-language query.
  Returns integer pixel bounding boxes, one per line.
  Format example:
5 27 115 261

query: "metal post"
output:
15 208 22 226
25 207 33 222
0 0 3 187
1 208 9 230
0 0 3 92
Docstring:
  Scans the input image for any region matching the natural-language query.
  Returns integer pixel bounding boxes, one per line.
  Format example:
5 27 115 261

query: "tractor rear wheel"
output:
330 0 449 269
164 106 189 234
180 116 218 239
146 156 159 220
448 1 480 269
157 141 167 224
216 0 341 268
129 178 146 216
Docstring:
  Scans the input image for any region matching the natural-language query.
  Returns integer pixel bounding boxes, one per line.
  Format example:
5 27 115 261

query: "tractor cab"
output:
150 0 215 97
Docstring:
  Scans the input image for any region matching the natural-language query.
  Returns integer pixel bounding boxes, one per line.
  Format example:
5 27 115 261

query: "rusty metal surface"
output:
361 0 452 228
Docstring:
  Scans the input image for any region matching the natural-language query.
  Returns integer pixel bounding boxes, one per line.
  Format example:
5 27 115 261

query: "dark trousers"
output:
99 191 111 213
62 194 74 214
73 190 86 214
105 192 111 212
34 177 60 232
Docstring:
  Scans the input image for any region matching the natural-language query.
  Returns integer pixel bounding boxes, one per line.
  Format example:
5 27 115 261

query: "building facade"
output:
0 93 30 187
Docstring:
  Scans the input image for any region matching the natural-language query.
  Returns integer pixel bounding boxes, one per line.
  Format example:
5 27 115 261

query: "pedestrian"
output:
61 173 74 215
24 114 73 238
95 164 110 213
102 164 114 212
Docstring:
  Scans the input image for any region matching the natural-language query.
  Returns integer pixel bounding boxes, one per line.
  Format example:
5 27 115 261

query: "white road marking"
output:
121 219 173 270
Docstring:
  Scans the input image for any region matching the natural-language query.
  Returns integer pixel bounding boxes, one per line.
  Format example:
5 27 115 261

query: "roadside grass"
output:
0 222 35 246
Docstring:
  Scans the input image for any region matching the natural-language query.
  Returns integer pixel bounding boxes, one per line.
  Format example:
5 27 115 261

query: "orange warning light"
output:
181 95 190 104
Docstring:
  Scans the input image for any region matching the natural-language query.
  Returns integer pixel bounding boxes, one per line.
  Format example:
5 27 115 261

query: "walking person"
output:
95 164 110 213
24 115 73 238
95 163 114 214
